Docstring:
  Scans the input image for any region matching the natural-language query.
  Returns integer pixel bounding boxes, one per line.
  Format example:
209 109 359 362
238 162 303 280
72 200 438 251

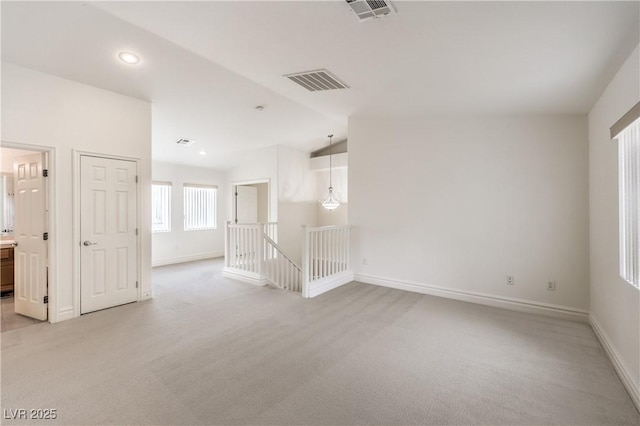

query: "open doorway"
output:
0 146 50 331
233 181 269 224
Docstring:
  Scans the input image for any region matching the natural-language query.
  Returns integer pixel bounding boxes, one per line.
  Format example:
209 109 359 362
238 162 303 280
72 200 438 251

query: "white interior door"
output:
80 156 137 314
236 185 258 223
14 153 48 321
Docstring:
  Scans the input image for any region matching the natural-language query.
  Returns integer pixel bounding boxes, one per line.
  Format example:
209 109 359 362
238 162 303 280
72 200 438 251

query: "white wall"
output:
1 63 152 322
349 116 589 315
257 183 268 223
317 200 348 227
277 145 317 263
278 145 317 203
152 161 226 266
226 146 278 222
588 45 640 400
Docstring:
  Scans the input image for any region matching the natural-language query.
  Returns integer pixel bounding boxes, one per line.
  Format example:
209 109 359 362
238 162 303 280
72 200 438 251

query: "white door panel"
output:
236 185 258 223
80 156 137 314
14 153 48 321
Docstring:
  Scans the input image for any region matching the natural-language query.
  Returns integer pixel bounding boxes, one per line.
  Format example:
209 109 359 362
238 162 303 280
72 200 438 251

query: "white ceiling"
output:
3 1 639 168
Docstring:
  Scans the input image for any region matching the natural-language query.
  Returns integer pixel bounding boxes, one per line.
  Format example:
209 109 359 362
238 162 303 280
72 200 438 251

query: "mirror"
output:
0 173 14 236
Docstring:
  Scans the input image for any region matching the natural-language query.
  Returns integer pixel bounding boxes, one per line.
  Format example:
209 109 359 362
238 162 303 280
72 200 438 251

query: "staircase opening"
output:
223 222 352 298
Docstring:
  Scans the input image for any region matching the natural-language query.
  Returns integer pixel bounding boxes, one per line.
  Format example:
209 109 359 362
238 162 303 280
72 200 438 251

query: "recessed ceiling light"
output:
199 150 207 155
118 51 140 65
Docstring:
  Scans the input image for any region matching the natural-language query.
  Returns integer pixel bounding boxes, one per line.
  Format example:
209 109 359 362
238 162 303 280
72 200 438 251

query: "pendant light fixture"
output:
321 134 340 211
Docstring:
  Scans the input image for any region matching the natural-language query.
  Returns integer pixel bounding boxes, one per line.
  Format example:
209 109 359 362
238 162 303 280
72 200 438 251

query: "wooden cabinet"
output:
1 246 14 294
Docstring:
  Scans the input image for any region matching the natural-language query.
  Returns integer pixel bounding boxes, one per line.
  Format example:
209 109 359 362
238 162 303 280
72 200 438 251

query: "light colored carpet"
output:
1 258 638 425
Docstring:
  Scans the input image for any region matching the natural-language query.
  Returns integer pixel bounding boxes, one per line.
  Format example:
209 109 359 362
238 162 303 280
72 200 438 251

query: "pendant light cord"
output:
320 133 340 211
328 134 333 189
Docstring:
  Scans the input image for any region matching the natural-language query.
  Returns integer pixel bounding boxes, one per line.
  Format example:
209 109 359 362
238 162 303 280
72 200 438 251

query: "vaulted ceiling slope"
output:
94 1 640 116
3 1 639 168
1 1 345 169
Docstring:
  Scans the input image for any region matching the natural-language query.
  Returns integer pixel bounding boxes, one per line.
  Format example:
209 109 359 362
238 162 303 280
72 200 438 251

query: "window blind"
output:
152 182 171 233
184 184 217 231
618 117 640 287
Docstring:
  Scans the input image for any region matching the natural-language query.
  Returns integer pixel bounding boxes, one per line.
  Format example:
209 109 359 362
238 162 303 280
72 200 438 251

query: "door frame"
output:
1 141 55 323
73 150 142 317
230 178 270 224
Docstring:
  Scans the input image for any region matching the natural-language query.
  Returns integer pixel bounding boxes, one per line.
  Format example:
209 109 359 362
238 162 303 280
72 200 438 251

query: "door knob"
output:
83 241 97 246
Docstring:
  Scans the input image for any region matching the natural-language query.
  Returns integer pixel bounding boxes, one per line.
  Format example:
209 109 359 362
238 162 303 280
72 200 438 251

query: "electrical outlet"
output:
547 281 556 291
362 257 368 266
506 275 515 286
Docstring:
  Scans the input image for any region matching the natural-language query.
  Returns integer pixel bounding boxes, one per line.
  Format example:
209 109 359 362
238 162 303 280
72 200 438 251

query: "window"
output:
184 184 217 231
613 105 640 287
151 182 171 233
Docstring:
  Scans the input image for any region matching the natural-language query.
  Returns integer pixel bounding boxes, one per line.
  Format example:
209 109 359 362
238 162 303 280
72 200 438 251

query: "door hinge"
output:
135 228 138 236
135 175 138 183
43 169 49 177
43 232 49 241
136 281 139 289
43 296 48 304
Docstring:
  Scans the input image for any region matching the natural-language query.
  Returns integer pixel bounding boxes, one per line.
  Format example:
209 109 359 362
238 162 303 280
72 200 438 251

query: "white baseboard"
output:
222 267 269 286
590 314 640 411
355 273 589 322
152 251 224 267
304 271 354 298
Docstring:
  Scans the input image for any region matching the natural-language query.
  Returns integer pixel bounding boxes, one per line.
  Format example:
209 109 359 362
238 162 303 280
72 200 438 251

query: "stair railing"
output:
302 225 351 298
262 234 302 292
225 222 302 291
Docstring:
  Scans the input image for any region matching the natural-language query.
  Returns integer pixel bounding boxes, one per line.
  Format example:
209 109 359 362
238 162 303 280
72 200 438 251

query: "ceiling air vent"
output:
176 138 195 146
284 69 350 92
346 0 395 21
